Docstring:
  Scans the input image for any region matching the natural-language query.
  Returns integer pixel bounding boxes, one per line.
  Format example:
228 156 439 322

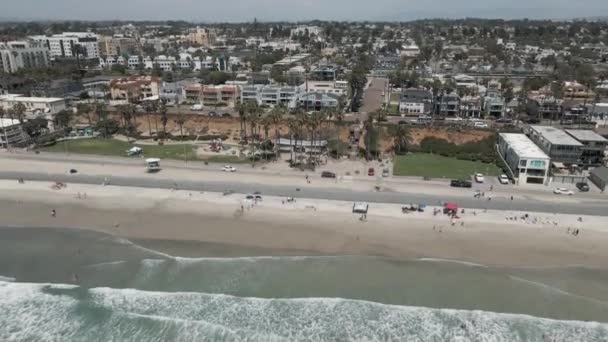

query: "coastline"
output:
1 180 608 268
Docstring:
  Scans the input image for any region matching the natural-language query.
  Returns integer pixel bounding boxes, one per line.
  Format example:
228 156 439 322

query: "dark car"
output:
450 179 472 188
208 111 218 117
321 171 336 178
576 182 590 192
221 113 231 117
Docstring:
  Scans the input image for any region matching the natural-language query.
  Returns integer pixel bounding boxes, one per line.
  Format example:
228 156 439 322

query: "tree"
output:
363 112 378 160
235 102 248 140
268 105 284 159
143 101 158 137
54 109 72 129
12 102 26 123
387 124 412 155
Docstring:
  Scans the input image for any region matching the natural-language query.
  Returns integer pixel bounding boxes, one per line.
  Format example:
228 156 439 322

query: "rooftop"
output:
0 118 21 127
0 94 64 103
530 126 583 147
565 129 608 143
500 133 550 160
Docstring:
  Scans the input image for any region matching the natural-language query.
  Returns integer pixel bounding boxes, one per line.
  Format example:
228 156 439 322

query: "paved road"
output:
360 77 387 113
2 170 606 216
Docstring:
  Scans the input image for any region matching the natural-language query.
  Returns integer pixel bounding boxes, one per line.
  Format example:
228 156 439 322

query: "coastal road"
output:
2 170 607 216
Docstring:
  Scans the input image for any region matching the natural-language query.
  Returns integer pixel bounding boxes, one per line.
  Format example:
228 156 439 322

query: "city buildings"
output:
109 76 161 102
498 133 550 185
0 41 50 73
527 126 583 165
98 36 139 56
565 130 608 168
31 32 100 59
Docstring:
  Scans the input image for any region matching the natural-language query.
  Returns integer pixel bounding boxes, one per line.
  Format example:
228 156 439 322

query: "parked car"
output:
222 165 237 172
190 104 203 111
474 173 485 183
321 171 336 178
473 121 489 128
221 113 231 117
245 194 254 200
498 174 510 185
368 168 375 176
208 111 218 117
576 182 590 192
553 188 574 195
382 168 390 177
450 179 472 188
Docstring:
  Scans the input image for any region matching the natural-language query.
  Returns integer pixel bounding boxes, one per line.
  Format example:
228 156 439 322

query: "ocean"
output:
1 227 608 341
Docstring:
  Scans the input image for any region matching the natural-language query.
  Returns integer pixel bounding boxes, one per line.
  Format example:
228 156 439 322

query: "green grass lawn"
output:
41 138 199 161
393 153 501 179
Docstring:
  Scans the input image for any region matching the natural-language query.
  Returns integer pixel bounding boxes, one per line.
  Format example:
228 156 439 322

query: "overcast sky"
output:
2 0 607 21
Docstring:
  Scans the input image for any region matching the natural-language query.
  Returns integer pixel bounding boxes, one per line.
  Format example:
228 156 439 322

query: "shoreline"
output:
1 180 608 268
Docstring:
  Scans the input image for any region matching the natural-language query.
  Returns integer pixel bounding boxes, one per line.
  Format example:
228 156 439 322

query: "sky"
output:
1 0 607 22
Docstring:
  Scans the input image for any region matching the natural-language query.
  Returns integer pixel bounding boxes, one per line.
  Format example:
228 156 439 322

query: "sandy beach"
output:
1 179 607 267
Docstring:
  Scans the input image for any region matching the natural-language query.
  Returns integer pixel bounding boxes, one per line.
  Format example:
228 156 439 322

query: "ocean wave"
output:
416 258 488 268
1 280 608 342
0 275 16 282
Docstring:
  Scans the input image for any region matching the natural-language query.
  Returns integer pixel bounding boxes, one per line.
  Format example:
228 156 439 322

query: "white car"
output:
222 165 237 172
474 173 485 183
498 174 509 185
554 188 574 195
474 121 489 128
190 104 203 111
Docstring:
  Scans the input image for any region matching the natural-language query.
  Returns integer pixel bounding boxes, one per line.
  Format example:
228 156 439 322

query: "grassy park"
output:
393 153 501 179
41 138 200 161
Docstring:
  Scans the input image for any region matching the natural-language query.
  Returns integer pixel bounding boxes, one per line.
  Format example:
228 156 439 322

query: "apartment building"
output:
109 76 161 102
0 118 28 148
31 32 100 59
98 36 138 56
187 27 217 47
484 96 505 118
183 83 202 103
498 133 550 185
301 80 348 96
565 130 608 168
460 96 482 118
0 94 66 116
0 41 50 73
527 126 583 165
202 85 239 107
240 85 300 108
298 92 339 111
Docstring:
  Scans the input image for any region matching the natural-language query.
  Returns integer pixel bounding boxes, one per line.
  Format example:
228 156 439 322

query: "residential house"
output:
298 92 339 111
310 65 339 81
399 88 433 115
240 85 300 108
183 83 202 103
0 94 66 116
300 80 348 97
434 93 460 117
460 96 482 118
563 81 595 103
201 85 239 107
498 133 550 185
484 96 505 118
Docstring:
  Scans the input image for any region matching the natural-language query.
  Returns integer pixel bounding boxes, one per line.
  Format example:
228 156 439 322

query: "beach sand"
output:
1 180 607 267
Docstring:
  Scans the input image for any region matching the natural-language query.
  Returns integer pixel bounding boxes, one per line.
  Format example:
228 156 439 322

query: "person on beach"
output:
51 209 56 217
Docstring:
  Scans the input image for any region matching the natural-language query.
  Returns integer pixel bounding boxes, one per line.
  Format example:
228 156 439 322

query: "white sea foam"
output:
1 280 607 341
0 275 16 282
417 258 488 268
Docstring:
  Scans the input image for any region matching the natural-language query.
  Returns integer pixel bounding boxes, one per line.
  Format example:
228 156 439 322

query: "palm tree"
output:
12 103 26 123
308 111 326 164
235 102 247 140
248 102 262 142
175 113 185 138
286 117 299 162
387 124 412 155
159 103 168 137
268 105 284 159
143 101 157 137
364 112 377 160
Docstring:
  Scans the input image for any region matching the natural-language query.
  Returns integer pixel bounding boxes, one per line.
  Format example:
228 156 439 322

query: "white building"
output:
400 43 420 57
127 55 141 69
240 85 301 108
0 118 28 148
498 133 550 185
290 25 321 37
0 41 50 73
0 94 66 116
31 32 99 59
300 81 348 96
